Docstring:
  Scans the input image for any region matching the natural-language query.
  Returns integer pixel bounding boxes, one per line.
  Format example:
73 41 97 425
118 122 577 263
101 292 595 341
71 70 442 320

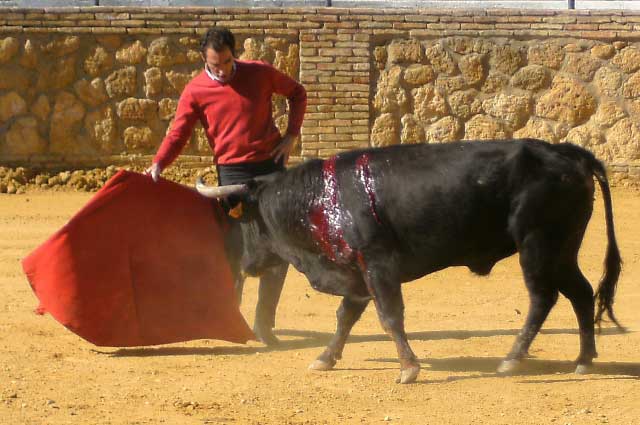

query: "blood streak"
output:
308 157 354 263
356 251 375 296
355 154 381 224
309 154 382 265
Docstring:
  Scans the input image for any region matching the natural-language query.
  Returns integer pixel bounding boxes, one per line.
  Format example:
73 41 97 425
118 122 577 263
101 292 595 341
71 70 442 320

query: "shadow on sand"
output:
95 326 639 381
366 355 640 383
100 326 631 368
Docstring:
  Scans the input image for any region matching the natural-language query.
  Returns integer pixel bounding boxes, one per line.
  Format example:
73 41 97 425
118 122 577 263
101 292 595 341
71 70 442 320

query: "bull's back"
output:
341 139 594 280
266 139 595 283
365 142 516 275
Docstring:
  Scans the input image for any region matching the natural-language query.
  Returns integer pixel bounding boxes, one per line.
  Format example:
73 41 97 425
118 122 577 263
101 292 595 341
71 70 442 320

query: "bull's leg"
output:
376 286 419 384
253 261 288 346
224 220 245 306
234 274 245 306
500 231 559 374
309 297 369 371
558 267 597 374
362 268 419 384
499 286 558 373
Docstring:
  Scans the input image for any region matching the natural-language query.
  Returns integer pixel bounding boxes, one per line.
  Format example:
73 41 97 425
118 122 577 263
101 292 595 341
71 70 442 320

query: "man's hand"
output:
271 134 295 164
145 163 162 182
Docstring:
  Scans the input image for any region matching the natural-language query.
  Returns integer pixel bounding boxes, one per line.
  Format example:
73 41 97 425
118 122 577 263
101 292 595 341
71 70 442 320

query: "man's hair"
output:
200 27 236 57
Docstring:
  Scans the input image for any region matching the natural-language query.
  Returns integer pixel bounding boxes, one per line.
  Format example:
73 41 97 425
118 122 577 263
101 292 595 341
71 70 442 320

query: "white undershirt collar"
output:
205 61 236 83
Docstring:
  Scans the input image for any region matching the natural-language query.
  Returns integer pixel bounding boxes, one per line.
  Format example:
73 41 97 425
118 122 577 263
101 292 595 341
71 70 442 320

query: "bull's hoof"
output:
253 327 280 347
395 365 420 384
497 359 521 375
308 359 335 371
575 364 593 375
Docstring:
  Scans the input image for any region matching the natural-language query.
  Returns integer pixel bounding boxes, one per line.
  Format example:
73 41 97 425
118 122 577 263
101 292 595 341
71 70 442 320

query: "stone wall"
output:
371 37 640 165
0 6 639 179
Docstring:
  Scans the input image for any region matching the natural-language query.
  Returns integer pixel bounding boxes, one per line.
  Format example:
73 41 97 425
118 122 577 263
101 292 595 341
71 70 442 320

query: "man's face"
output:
202 46 234 83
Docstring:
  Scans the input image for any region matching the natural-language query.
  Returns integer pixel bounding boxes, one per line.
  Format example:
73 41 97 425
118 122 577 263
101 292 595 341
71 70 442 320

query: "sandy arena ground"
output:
1 186 639 425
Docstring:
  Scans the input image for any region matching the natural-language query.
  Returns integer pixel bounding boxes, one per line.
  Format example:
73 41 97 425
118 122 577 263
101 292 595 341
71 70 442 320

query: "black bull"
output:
197 139 622 384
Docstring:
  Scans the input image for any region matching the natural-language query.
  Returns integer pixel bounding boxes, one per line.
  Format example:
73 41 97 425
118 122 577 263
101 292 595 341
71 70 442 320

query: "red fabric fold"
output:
22 170 254 347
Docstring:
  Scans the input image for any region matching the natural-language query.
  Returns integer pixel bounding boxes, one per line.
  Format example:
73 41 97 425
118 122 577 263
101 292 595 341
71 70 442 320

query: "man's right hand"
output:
145 163 162 182
271 134 295 164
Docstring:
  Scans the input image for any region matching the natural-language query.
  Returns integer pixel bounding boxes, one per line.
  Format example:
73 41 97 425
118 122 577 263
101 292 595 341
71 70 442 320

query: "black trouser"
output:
218 158 287 341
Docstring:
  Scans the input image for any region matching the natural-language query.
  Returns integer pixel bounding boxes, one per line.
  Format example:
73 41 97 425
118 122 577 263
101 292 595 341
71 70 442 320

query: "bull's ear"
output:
228 202 243 219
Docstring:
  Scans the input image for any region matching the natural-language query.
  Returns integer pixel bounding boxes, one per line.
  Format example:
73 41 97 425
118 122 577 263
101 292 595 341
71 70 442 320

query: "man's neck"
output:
205 61 237 83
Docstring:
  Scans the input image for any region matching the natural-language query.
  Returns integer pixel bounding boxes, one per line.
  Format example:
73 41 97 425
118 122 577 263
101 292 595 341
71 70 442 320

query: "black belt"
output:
217 158 285 186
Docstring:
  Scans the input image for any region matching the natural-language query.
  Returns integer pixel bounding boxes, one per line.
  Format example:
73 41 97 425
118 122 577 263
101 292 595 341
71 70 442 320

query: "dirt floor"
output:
1 186 639 425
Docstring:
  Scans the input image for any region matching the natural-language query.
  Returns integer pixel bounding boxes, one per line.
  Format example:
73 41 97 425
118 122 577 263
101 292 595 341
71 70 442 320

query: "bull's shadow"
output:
104 326 627 359
101 326 639 381
367 356 640 383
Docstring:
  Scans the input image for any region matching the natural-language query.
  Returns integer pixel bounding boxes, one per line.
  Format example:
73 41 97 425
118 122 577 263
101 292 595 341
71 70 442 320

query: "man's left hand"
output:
271 134 295 164
145 163 162 182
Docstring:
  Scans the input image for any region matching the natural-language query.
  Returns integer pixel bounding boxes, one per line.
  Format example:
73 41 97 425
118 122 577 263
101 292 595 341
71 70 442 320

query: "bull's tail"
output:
558 143 623 330
590 159 624 331
553 143 624 330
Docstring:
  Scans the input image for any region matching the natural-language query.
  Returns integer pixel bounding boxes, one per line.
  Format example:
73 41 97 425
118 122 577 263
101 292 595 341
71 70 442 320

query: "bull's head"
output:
195 177 283 277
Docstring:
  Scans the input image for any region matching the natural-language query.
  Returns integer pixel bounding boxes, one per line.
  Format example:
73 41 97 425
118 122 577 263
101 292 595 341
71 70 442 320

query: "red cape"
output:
22 170 254 347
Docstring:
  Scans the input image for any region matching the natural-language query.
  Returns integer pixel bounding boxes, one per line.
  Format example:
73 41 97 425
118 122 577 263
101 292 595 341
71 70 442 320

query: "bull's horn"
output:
195 177 248 198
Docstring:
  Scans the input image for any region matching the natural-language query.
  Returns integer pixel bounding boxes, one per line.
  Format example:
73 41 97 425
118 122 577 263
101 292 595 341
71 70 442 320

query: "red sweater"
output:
153 60 307 168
